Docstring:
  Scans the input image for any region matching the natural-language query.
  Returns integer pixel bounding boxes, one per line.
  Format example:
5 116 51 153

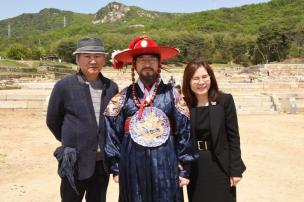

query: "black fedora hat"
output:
73 38 107 55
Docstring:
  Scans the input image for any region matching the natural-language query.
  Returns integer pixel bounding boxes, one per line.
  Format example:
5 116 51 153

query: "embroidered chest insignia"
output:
129 107 170 147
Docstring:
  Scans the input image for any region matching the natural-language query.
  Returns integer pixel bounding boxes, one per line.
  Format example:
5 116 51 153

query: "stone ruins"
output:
0 64 303 114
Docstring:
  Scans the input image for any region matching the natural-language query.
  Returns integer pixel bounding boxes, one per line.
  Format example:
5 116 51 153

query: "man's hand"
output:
179 176 190 187
113 175 119 183
230 177 241 187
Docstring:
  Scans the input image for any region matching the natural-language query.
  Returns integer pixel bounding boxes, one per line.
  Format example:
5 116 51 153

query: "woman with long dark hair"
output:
182 58 246 202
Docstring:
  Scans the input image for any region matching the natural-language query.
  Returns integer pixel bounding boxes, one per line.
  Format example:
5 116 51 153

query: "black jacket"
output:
46 72 118 180
190 92 246 177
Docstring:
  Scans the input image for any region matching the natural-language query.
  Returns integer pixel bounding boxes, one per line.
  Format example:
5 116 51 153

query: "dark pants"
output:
60 161 109 202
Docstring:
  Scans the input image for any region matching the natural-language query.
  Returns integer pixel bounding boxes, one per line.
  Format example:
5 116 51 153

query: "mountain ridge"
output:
1 0 302 36
0 0 303 64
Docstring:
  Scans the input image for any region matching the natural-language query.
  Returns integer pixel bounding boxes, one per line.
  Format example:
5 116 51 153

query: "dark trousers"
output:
60 161 109 202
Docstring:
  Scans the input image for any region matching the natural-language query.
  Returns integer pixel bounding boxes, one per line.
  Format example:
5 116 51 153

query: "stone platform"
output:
1 64 304 114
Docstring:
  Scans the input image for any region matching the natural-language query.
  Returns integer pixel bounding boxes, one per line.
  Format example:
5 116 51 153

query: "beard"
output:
138 71 158 86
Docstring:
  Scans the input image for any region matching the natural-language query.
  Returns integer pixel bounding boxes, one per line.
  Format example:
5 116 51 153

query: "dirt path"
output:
0 110 303 202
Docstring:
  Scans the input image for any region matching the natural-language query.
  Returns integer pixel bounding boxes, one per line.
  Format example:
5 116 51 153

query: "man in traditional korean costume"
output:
104 35 198 202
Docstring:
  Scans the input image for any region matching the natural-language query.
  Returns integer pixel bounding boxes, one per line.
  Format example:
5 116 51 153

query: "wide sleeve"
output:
172 89 199 178
46 82 65 142
224 94 246 177
104 88 127 176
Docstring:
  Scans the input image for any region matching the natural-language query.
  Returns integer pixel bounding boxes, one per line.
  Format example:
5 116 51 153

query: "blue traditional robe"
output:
104 81 198 202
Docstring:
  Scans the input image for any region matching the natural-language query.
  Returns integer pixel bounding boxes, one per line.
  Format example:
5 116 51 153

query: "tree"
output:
102 33 132 66
56 40 76 63
211 33 231 63
291 21 304 57
159 32 214 63
229 34 255 65
6 43 31 60
30 46 45 60
251 25 290 64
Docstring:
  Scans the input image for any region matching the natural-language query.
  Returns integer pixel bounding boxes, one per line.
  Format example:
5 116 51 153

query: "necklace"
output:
132 78 159 108
131 65 161 108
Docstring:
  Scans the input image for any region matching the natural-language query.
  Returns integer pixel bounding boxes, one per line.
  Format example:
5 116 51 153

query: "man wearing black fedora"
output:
47 37 118 202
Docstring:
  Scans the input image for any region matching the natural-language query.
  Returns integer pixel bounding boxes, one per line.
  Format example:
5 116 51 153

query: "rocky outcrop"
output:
93 2 130 23
92 1 160 24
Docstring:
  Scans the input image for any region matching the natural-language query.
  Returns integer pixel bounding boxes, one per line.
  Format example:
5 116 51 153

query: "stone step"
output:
219 83 302 89
233 94 271 99
237 104 276 109
8 79 303 92
235 103 275 110
0 100 44 109
19 82 55 89
0 89 51 109
234 101 274 107
1 93 49 101
236 110 278 115
0 86 302 114
0 89 51 98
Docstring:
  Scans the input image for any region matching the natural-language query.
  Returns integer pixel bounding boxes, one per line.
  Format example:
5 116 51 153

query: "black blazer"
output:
46 72 118 180
190 92 246 177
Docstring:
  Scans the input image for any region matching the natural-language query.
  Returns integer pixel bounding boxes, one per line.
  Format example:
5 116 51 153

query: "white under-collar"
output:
137 78 161 102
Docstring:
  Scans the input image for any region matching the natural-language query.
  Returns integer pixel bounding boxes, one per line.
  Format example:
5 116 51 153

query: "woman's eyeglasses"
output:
191 75 210 84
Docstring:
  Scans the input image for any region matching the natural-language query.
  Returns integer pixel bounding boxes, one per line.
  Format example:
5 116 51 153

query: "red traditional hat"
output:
112 35 179 69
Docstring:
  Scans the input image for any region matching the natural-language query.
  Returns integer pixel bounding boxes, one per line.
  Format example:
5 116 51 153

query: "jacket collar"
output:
77 70 106 87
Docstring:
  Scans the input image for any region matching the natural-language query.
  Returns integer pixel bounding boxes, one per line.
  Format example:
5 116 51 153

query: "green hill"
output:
0 0 303 65
0 8 93 37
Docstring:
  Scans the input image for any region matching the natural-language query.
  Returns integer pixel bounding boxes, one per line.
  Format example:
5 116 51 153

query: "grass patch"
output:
40 61 75 69
0 59 30 68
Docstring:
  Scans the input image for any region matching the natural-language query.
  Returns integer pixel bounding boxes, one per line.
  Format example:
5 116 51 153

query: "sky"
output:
0 0 270 20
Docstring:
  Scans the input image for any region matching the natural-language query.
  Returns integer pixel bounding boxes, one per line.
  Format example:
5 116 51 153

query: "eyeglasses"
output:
136 58 158 65
191 75 210 84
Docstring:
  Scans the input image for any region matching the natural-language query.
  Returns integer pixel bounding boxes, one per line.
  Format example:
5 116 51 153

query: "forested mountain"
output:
0 0 303 65
0 8 93 37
